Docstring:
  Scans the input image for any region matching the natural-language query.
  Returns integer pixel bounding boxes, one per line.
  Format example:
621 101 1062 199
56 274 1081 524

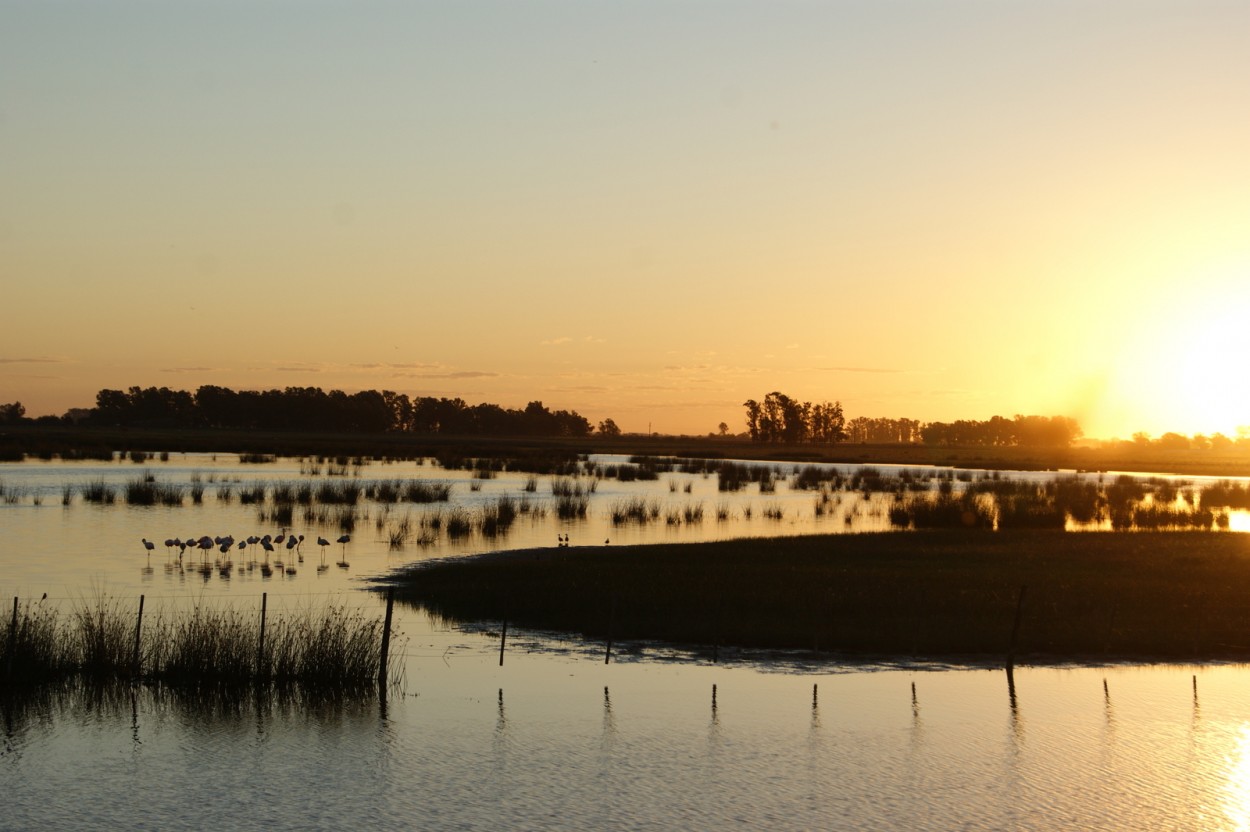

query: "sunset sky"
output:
4 1 1249 439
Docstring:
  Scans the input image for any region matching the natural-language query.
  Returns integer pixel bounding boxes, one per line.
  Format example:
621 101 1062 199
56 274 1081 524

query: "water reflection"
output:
6 454 1250 608
1223 725 1250 829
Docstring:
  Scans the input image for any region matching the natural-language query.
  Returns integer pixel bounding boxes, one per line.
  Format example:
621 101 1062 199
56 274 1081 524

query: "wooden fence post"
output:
379 587 395 689
257 592 268 679
1006 584 1027 672
499 616 508 667
6 596 16 679
132 595 144 677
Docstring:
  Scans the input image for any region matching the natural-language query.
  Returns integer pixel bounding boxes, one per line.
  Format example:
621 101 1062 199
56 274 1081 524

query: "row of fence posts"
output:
5 588 397 691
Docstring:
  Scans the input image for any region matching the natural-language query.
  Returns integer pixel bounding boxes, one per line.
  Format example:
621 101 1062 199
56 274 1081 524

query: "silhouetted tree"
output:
0 401 25 424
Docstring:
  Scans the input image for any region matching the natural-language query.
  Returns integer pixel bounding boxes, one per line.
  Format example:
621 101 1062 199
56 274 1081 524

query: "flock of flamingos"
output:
140 530 352 578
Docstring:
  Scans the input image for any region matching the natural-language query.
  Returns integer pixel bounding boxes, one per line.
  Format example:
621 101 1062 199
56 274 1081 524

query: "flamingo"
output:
336 533 350 568
317 537 330 572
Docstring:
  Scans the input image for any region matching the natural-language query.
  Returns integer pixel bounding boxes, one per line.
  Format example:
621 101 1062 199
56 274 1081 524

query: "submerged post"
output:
1006 584 1027 672
379 587 395 689
499 616 508 667
132 595 144 677
257 592 268 678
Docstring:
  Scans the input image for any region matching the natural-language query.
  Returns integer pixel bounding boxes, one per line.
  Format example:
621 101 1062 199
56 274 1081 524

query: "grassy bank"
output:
388 531 1250 662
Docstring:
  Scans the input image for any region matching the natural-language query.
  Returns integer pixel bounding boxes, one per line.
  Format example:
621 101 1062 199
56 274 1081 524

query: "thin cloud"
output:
0 357 66 365
351 362 441 371
541 337 573 346
393 370 500 379
817 366 904 374
161 367 217 373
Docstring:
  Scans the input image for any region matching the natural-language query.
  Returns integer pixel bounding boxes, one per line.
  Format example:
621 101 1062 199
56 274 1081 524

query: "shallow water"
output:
5 647 1250 830
4 454 1250 829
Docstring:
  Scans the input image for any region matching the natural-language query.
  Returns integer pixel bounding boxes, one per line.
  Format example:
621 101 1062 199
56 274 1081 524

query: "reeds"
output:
2 595 395 692
551 477 596 497
80 479 117 504
555 494 590 519
609 497 661 525
123 476 185 506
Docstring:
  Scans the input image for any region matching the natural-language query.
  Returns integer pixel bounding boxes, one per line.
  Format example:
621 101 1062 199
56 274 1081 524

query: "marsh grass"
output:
2 597 395 692
238 484 267 505
555 494 590 520
123 476 186 507
551 477 596 498
609 497 660 525
444 508 473 539
386 515 414 549
402 481 452 503
80 479 117 504
480 496 519 536
0 481 27 504
315 481 361 505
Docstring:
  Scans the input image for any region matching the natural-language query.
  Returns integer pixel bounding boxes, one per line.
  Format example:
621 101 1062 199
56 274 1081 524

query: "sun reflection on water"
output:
1222 724 1250 831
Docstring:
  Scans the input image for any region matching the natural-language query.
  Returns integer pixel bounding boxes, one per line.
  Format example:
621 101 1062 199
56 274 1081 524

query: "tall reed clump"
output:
555 494 590 519
316 480 362 505
480 496 519 536
80 479 117 504
265 606 384 688
551 477 597 497
609 497 660 525
444 508 473 539
0 481 27 504
2 598 75 681
3 597 395 693
402 481 453 503
72 594 134 676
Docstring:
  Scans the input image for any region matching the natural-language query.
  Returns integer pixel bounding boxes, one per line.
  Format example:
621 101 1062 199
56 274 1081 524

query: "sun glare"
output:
1110 262 1250 439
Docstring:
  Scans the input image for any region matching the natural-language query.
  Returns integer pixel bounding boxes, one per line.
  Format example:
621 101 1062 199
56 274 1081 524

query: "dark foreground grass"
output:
389 531 1250 662
1 598 396 695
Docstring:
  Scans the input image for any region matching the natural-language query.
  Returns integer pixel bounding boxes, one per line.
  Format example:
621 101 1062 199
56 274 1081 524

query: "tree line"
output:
742 392 847 444
743 393 1082 448
70 386 599 437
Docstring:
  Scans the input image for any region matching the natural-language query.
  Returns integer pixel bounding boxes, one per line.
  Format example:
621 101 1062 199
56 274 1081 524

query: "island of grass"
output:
386 530 1250 663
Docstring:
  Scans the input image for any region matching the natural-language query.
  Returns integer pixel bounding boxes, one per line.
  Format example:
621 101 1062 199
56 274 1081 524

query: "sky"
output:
3 1 1250 439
